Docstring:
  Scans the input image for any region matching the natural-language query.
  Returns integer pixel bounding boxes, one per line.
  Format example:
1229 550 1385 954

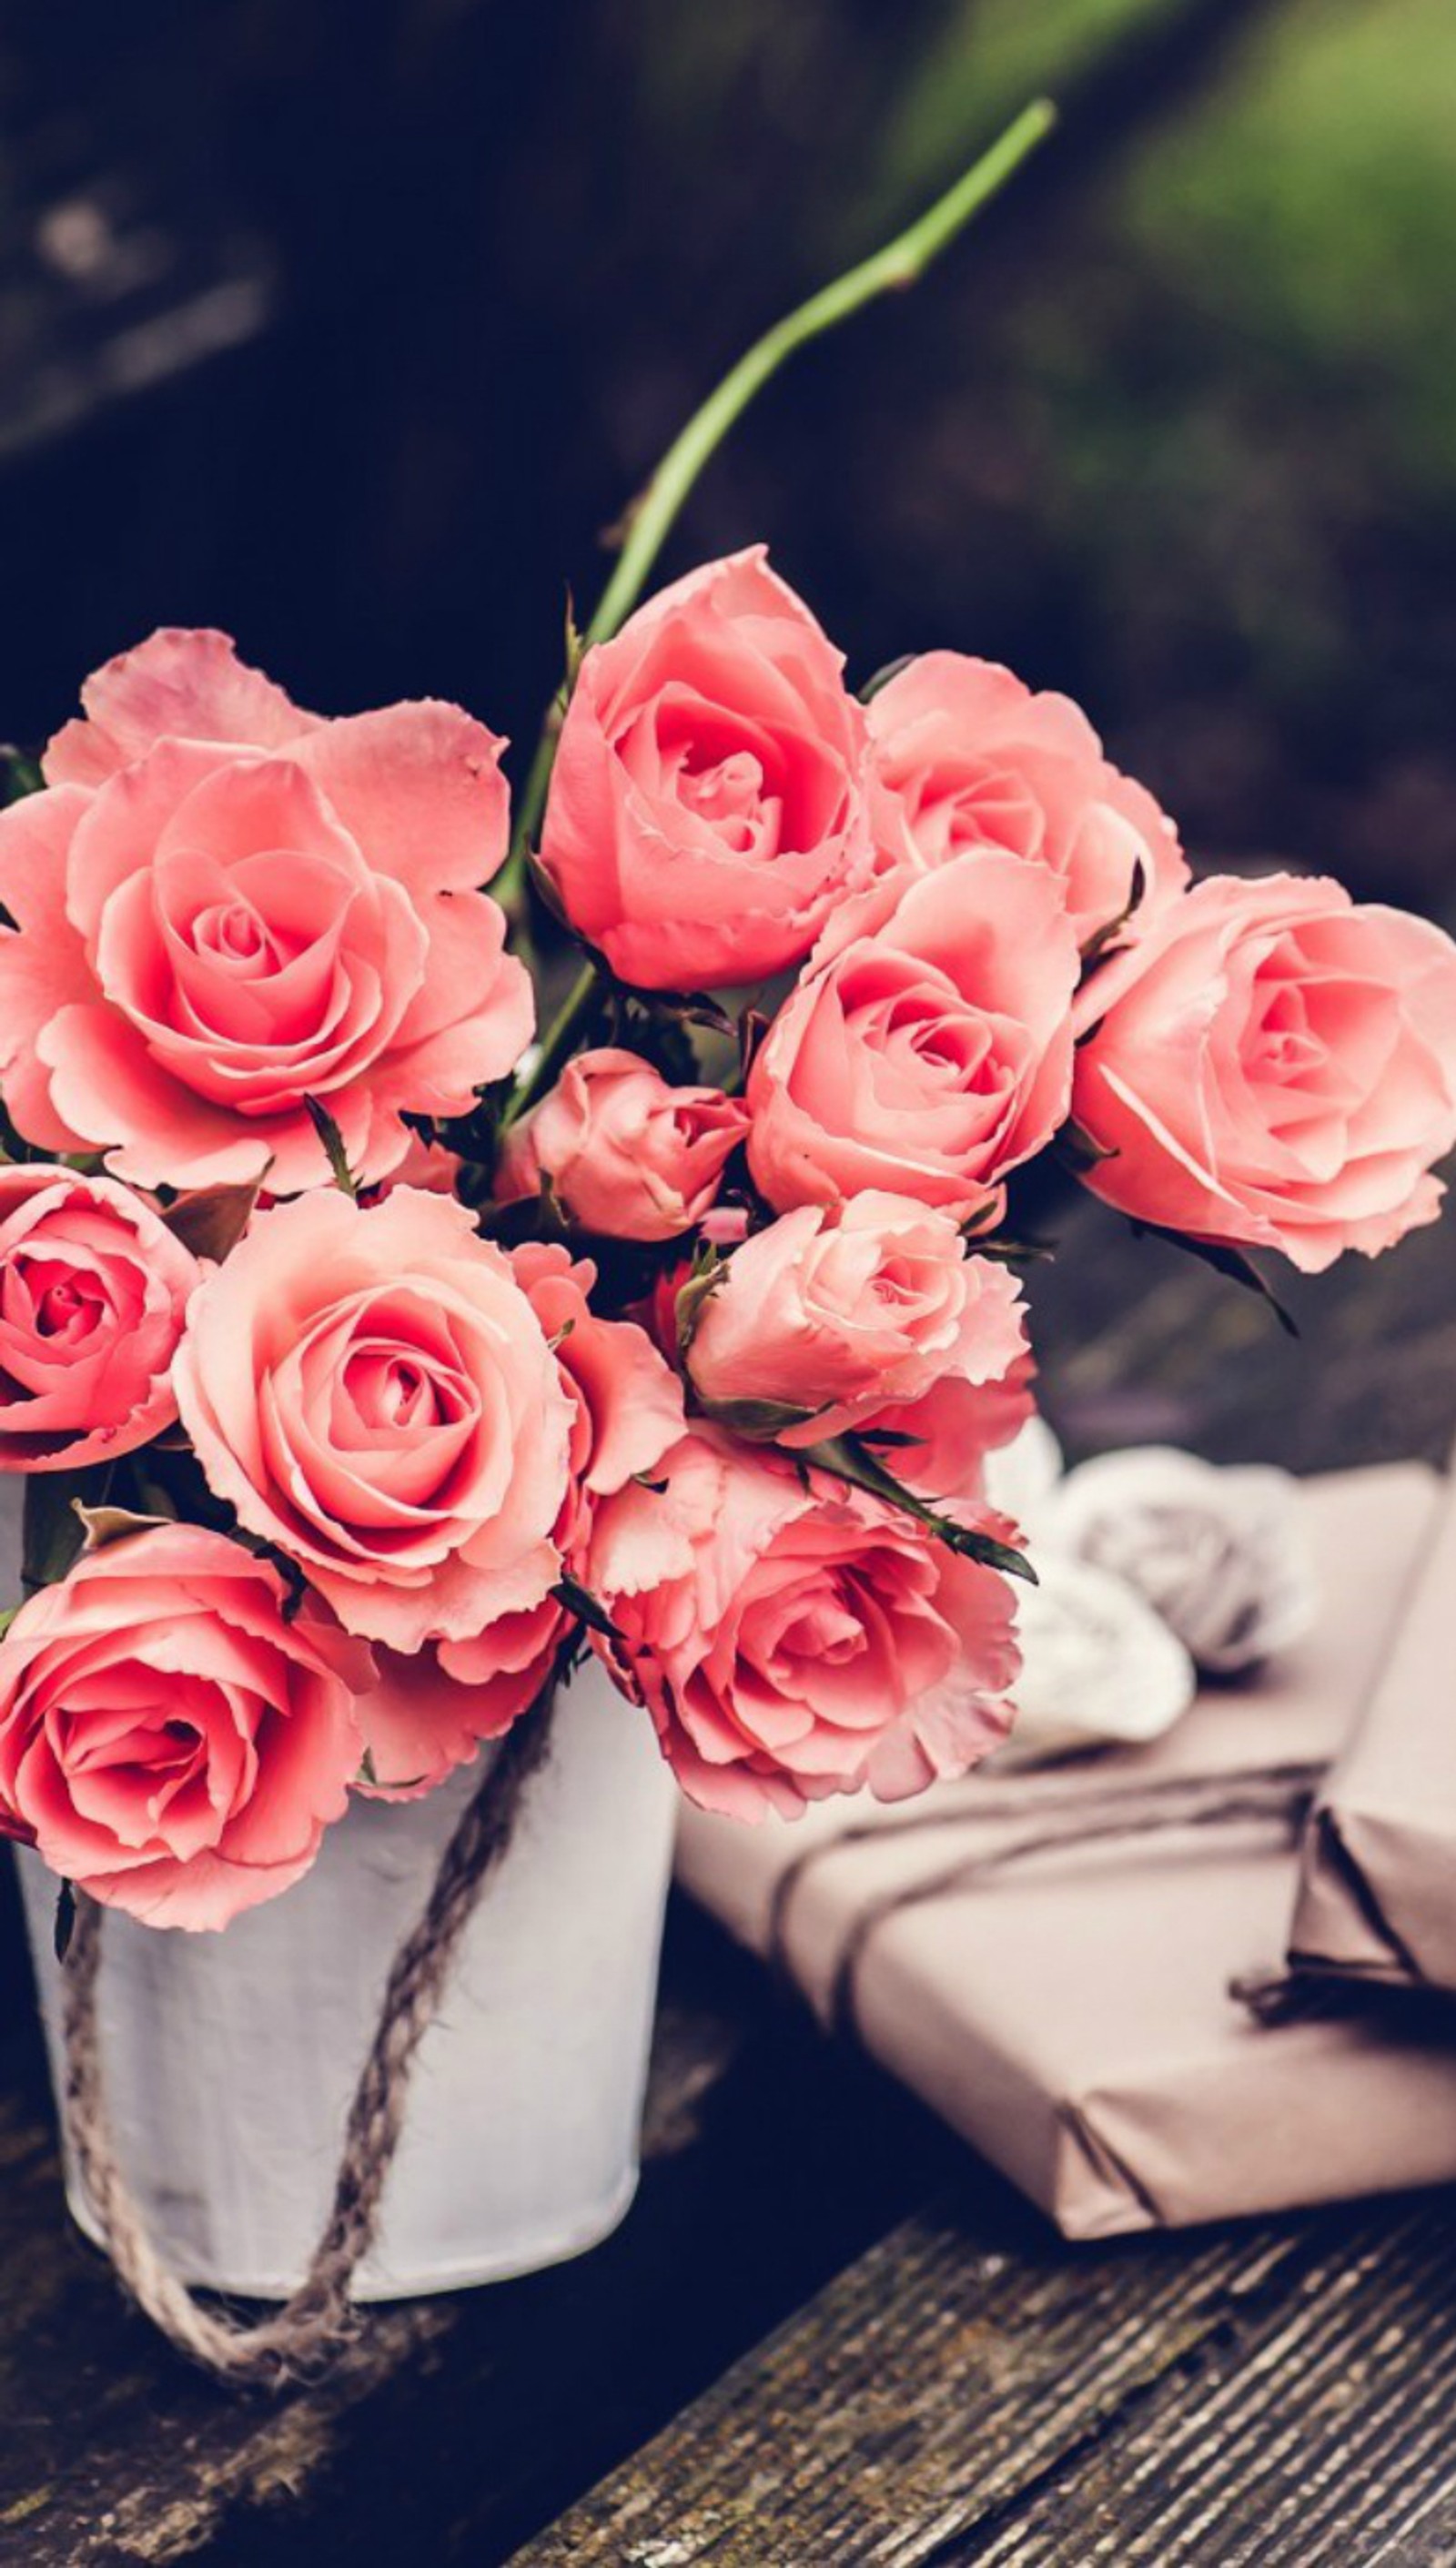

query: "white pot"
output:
16 1653 679 2302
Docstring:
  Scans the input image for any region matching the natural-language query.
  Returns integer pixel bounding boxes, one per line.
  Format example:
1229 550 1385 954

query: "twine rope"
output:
58 1686 559 2390
764 1759 1325 2036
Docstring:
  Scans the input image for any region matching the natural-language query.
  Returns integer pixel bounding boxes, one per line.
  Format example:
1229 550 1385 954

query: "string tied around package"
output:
765 1760 1326 2037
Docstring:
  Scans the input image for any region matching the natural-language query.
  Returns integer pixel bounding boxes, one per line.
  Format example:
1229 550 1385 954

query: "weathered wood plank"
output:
0 1897 961 2565
954 2204 1456 2565
516 2192 1456 2567
1367 2485 1456 2568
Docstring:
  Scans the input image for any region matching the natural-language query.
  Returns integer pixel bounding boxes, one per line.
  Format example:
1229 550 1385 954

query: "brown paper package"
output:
1291 1461 1456 1997
675 1465 1456 2239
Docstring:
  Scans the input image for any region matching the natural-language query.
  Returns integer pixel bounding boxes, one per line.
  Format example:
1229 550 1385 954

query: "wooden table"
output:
3 1191 1454 2567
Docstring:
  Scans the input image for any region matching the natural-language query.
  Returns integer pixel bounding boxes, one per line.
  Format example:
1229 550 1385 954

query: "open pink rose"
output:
356 1241 683 1795
868 653 1187 949
0 629 531 1191
175 1188 574 1650
685 1193 1028 1451
1072 875 1456 1273
0 1527 370 1930
672 1222 1037 1500
496 1047 749 1240
44 624 329 784
0 1166 200 1470
539 550 876 990
747 848 1080 1220
586 1430 1019 1819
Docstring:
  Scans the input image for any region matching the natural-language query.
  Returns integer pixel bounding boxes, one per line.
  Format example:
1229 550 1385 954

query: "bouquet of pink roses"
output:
2 562 1452 1938
0 102 1453 1953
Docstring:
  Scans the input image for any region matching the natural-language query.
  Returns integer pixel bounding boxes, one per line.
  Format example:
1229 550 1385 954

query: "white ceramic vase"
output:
17 1653 679 2301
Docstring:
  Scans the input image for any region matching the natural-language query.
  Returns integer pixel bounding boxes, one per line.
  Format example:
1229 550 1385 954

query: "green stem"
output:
589 97 1056 649
501 959 603 1128
500 711 563 890
490 96 1057 918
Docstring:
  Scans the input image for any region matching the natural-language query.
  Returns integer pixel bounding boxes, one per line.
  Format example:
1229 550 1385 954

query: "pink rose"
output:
44 624 329 784
0 1527 369 1930
746 848 1080 1220
685 1192 1028 1451
586 1430 1019 1819
0 629 531 1191
539 550 876 989
868 653 1187 948
366 1130 465 1201
866 1349 1036 1521
496 1047 749 1241
356 1241 683 1795
1072 875 1456 1273
175 1188 574 1650
500 1241 687 1510
352 1631 554 1805
0 1166 200 1470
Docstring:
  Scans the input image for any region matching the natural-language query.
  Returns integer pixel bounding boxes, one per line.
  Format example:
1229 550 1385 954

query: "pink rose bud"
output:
175 1188 575 1653
356 1240 684 1798
584 1430 1019 1819
539 549 877 990
747 847 1080 1223
686 1193 1028 1452
0 630 532 1193
0 1166 201 1470
496 1047 749 1242
867 652 1187 951
1072 874 1456 1273
0 1528 371 1930
698 1203 751 1248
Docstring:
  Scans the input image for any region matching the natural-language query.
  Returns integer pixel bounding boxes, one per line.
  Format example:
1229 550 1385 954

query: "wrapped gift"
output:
676 1464 1456 2239
1291 1461 1456 1997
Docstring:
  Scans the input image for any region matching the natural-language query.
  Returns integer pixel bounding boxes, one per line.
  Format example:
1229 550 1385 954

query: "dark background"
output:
0 0 1451 925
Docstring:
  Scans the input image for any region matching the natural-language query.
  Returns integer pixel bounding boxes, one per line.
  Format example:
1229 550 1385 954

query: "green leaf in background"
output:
1121 0 1456 489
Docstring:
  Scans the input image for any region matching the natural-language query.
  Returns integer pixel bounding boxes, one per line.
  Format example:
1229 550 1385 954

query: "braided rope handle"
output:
58 1691 558 2390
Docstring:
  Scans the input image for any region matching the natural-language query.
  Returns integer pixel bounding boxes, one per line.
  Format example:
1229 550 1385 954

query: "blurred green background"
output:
0 0 1451 921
